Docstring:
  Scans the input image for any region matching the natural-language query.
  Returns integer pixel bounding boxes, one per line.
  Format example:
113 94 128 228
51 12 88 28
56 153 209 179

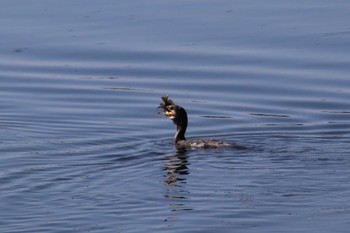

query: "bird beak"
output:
164 112 174 119
158 110 174 119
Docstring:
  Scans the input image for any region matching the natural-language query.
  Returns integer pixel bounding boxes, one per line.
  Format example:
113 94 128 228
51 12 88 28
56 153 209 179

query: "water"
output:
1 0 350 232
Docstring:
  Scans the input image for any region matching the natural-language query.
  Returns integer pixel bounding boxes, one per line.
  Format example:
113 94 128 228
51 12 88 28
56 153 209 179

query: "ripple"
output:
1 1 350 232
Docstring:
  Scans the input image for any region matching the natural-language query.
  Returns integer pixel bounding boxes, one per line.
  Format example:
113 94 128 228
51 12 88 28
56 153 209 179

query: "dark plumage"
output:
158 96 232 148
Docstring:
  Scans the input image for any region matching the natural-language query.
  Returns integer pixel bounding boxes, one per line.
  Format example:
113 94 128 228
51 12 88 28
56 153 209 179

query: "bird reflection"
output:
162 148 193 211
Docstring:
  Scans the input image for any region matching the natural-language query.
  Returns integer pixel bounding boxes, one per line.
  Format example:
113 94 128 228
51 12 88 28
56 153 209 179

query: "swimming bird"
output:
158 96 233 148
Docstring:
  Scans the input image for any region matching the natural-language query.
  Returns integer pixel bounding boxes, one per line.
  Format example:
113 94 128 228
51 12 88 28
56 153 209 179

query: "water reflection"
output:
162 148 193 211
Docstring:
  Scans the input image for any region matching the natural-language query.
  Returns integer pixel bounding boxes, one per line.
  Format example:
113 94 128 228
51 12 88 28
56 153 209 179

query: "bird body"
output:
158 96 233 148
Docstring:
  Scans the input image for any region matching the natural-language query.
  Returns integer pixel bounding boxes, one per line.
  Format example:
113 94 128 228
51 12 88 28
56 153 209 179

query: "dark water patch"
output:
323 110 350 114
103 86 154 92
13 48 29 53
250 113 290 118
201 115 232 119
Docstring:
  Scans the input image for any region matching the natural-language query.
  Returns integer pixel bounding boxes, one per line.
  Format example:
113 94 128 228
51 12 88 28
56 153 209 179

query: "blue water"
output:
1 1 350 232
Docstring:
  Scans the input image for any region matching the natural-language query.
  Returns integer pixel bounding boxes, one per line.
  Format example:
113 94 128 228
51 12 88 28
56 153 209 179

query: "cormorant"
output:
158 96 232 148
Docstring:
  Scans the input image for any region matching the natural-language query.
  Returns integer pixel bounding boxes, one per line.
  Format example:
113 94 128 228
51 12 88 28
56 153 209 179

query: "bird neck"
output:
174 124 187 142
171 105 188 143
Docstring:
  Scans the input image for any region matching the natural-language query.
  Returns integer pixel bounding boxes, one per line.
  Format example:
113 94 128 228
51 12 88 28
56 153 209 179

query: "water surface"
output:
1 0 350 232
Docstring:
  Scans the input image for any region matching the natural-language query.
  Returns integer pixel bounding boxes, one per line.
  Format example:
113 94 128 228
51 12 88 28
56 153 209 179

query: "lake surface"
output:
1 0 350 232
